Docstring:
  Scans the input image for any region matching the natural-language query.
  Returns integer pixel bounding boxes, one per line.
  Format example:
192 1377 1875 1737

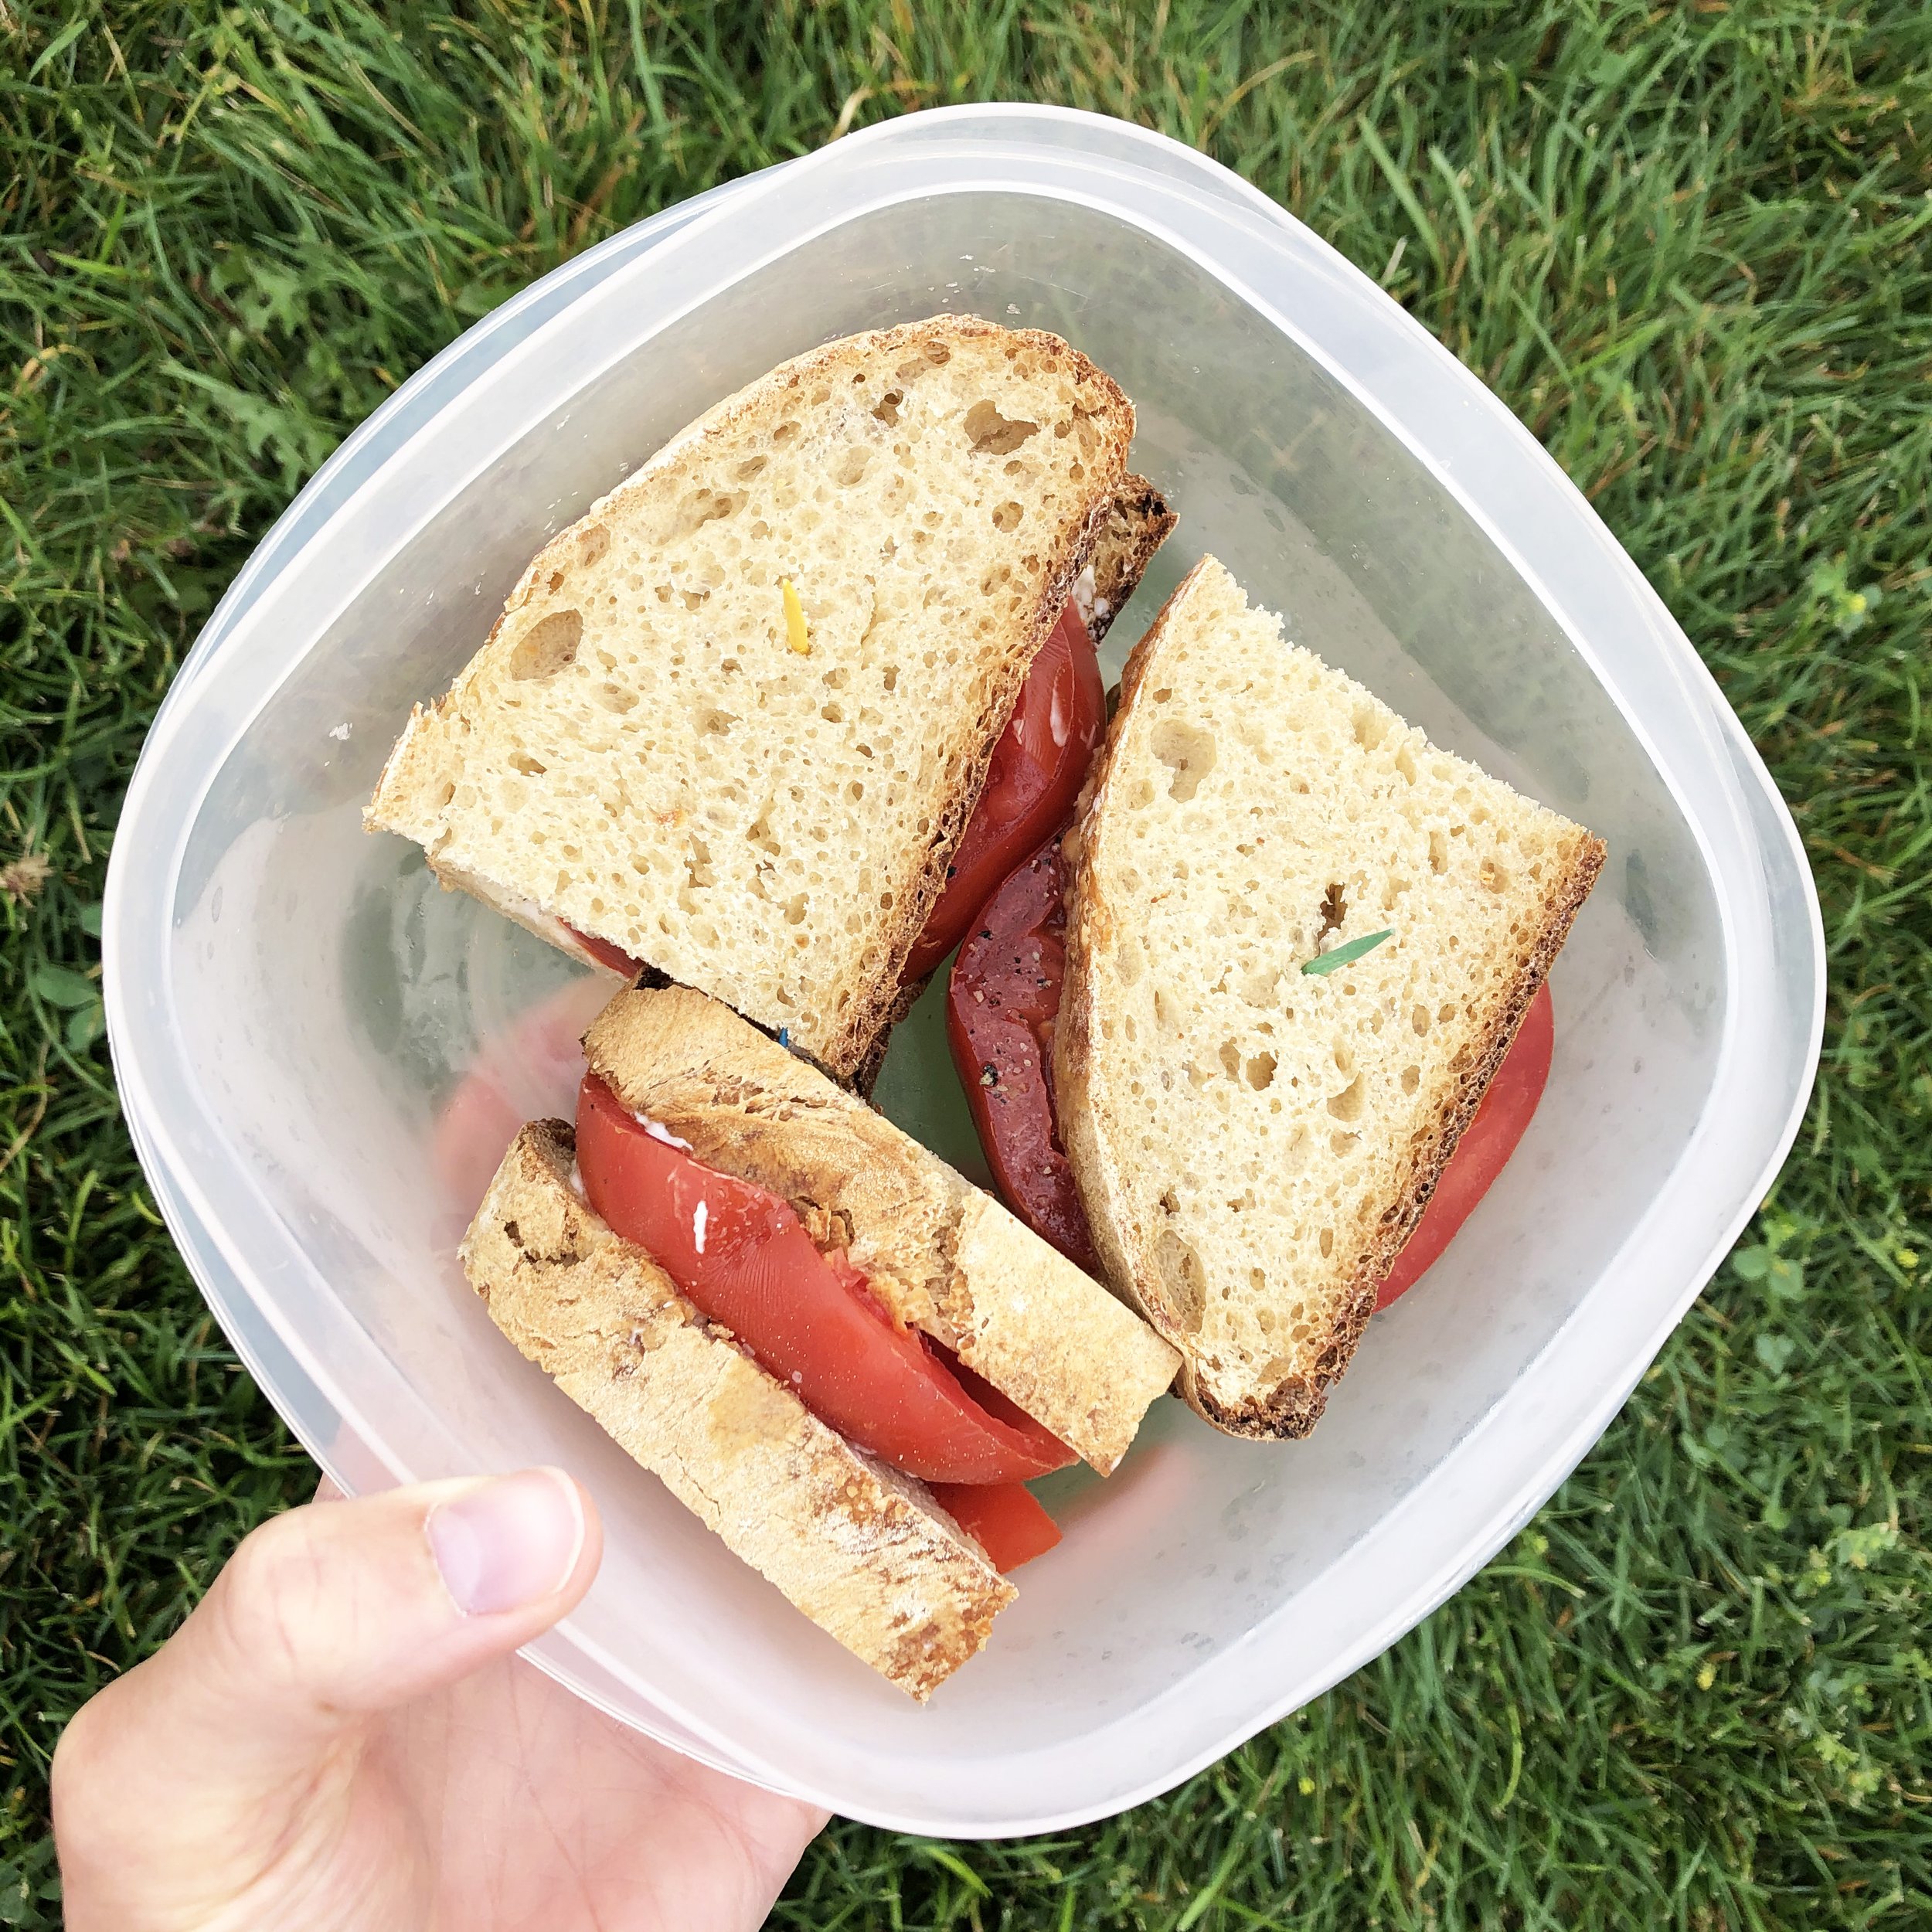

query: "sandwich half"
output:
581 985 1179 1474
462 984 1179 1696
1056 556 1605 1439
465 1121 1014 1698
369 315 1171 1081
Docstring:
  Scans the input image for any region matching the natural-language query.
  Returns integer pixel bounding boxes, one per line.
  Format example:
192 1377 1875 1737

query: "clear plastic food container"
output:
104 105 1823 1835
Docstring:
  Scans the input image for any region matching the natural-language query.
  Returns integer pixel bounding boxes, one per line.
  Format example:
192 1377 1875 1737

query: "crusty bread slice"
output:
1074 473 1177 641
367 315 1161 1079
1056 557 1606 1439
583 985 1180 1474
464 1120 1014 1699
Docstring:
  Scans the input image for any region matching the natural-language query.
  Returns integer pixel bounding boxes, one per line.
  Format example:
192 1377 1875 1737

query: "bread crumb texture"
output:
369 315 1132 1077
1059 557 1604 1437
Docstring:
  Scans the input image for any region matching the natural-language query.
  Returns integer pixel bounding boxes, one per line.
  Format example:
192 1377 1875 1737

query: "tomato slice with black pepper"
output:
944 834 1100 1276
903 601 1105 982
1375 981 1555 1308
573 1072 1074 1485
931 1481 1063 1572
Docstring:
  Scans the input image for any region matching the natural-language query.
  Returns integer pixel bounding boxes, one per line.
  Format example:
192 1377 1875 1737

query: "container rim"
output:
105 104 1825 1834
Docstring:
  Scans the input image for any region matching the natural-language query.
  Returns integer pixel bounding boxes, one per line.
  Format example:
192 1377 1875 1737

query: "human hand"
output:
53 1469 827 1931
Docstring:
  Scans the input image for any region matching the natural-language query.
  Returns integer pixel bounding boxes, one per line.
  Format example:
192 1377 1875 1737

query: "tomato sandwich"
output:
462 983 1181 1698
366 315 1172 1082
1043 556 1606 1437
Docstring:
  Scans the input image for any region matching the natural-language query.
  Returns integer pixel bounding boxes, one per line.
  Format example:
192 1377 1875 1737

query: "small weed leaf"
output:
29 964 96 1008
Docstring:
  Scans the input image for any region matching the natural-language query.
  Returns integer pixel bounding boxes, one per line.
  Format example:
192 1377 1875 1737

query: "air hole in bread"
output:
509 752 545 776
1327 1074 1367 1123
674 489 740 540
872 389 903 426
697 708 735 736
510 609 583 680
1352 702 1389 751
832 446 870 487
1155 1228 1206 1334
1400 1064 1420 1094
991 501 1023 532
964 400 1040 456
783 892 808 925
923 340 951 366
578 524 610 565
1318 1228 1334 1258
1219 1039 1241 1079
1318 880 1347 940
1151 719 1216 801
772 420 801 445
821 702 844 724
1244 1053 1277 1090
1428 829 1449 873
1481 856 1509 892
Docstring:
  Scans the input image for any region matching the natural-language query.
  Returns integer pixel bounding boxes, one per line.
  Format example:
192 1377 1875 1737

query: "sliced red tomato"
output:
563 922 647 979
944 834 1100 1276
903 601 1105 982
574 1073 1074 1485
1375 981 1556 1308
930 1481 1062 1572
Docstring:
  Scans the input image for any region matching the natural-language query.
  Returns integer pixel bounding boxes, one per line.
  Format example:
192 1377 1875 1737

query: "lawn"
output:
2 2 1928 1925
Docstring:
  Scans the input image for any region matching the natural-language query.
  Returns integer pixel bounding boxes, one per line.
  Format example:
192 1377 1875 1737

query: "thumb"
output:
56 1468 599 1841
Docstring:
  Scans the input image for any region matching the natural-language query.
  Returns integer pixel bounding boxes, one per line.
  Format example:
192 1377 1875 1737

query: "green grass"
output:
2 1 1928 1924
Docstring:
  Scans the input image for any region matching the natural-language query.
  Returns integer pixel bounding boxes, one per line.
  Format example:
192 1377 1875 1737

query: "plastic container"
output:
105 105 1823 1835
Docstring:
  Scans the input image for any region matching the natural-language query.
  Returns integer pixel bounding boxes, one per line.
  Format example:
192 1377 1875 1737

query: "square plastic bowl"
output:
104 106 1822 1835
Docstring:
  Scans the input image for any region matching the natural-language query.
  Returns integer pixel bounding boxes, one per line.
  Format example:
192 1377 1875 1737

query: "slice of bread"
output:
368 315 1162 1080
1075 473 1178 641
1056 557 1606 1439
583 985 1180 1474
464 1120 1014 1699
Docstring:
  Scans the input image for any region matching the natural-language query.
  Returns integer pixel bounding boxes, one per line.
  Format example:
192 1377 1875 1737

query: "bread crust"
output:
582 985 1179 1472
368 315 1157 1080
463 1120 1014 1698
1077 474 1178 641
1058 559 1607 1440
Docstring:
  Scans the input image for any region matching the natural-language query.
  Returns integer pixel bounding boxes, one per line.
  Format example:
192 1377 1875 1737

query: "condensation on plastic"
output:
105 106 1823 1836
